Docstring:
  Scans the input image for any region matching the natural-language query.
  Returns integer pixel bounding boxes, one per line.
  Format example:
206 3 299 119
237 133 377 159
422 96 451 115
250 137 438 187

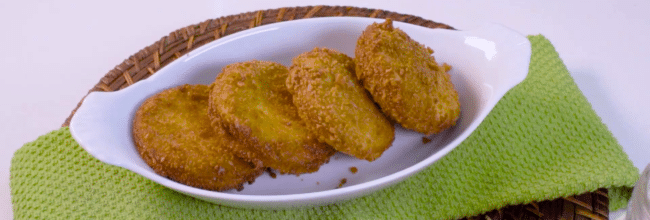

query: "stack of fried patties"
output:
131 19 461 191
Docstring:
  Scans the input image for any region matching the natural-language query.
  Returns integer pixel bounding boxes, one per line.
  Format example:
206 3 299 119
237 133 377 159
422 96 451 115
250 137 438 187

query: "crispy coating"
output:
208 60 335 174
287 48 395 161
132 84 264 191
355 19 461 135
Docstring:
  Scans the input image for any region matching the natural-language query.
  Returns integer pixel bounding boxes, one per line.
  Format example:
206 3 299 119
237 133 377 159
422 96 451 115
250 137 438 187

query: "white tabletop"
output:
1 0 648 219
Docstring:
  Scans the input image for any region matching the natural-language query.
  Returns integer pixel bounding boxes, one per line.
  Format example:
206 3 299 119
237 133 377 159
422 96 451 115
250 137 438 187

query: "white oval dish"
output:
69 17 531 209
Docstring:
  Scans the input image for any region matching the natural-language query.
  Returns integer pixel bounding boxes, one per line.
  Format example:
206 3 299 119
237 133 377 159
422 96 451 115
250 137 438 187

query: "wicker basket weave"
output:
60 5 610 220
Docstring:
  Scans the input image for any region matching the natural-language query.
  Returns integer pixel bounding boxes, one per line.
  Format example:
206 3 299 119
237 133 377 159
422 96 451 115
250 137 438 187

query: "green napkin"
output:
10 35 639 219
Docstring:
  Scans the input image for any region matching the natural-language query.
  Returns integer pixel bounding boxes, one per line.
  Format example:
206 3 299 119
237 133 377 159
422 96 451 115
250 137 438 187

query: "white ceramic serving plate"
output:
69 17 531 209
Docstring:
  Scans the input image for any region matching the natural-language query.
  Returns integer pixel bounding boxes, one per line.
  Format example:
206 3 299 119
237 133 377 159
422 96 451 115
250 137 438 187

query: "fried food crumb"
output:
349 167 358 174
422 137 432 144
267 168 277 179
336 178 347 189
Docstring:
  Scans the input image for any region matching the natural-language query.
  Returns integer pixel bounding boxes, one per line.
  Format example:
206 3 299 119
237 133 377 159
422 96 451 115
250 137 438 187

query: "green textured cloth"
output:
10 35 639 219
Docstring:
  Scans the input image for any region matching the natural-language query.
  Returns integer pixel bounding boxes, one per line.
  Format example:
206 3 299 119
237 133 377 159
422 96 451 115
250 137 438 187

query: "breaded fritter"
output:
132 84 263 191
287 48 395 161
355 19 461 135
208 60 335 174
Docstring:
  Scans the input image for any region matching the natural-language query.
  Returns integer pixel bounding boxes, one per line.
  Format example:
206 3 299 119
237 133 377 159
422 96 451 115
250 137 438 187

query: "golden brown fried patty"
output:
132 84 263 191
355 19 461 135
287 48 394 161
208 60 335 174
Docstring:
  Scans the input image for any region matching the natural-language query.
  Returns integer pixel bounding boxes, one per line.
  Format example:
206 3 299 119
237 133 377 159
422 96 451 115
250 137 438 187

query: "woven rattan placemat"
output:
60 6 611 219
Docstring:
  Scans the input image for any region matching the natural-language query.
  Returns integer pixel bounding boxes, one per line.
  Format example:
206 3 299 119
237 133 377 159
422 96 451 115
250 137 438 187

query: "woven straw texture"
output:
12 5 637 219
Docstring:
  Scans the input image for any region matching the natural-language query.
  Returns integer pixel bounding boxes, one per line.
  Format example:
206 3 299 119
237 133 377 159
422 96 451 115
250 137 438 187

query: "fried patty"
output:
208 60 335 174
355 19 461 135
287 48 395 161
132 84 263 191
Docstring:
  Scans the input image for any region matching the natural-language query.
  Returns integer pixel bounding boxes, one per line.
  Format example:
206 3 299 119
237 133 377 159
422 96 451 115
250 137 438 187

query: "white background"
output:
1 0 649 219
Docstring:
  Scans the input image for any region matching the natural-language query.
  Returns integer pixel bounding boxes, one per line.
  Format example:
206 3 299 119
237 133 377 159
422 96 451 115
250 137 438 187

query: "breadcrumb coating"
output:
209 60 335 174
132 84 263 191
287 48 394 161
355 19 460 135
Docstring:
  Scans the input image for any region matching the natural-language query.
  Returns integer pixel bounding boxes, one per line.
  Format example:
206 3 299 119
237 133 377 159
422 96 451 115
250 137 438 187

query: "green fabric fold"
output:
11 35 639 219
